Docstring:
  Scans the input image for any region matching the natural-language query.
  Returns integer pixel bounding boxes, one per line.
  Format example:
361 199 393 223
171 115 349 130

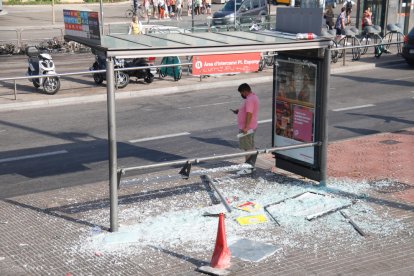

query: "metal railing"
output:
0 62 192 100
332 40 404 66
0 39 405 100
119 142 320 176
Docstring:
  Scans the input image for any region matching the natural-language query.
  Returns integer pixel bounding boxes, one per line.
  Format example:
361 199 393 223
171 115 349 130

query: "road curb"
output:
331 58 405 74
0 76 273 112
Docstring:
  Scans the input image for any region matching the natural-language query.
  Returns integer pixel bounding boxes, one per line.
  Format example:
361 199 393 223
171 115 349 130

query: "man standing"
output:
232 83 260 175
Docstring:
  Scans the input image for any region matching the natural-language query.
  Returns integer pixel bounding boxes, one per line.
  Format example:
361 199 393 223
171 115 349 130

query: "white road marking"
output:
332 104 375 112
0 150 68 163
178 101 240 110
258 119 272 124
129 132 191 143
377 76 414 83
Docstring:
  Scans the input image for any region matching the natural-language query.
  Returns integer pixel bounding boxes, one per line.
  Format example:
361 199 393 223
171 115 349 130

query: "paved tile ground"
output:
0 127 413 275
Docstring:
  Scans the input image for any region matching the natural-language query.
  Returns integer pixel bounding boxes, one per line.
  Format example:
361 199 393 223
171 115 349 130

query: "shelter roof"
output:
64 30 330 58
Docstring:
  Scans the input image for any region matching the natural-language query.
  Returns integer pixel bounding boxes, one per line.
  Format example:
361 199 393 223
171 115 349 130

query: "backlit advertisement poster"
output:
274 59 317 164
63 10 100 41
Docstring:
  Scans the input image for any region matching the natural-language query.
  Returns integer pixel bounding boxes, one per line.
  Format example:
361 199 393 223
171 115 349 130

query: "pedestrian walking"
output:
143 0 150 19
132 0 139 14
345 8 352 26
205 0 211 15
170 0 176 16
231 83 260 175
165 0 171 18
159 0 166 19
194 0 201 15
324 5 335 30
176 0 183 20
335 7 346 36
152 0 159 18
187 0 192 16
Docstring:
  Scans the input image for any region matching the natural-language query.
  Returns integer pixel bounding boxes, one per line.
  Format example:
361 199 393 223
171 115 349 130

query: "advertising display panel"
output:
272 54 325 181
274 59 317 164
192 53 261 76
63 10 100 41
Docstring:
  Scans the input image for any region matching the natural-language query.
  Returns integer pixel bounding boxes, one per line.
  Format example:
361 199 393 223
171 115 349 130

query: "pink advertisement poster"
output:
293 105 313 142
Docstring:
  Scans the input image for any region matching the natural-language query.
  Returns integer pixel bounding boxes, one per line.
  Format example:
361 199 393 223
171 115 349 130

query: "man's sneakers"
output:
236 164 256 176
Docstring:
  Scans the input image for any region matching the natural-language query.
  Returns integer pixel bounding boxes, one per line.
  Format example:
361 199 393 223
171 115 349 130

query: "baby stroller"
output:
159 56 182 81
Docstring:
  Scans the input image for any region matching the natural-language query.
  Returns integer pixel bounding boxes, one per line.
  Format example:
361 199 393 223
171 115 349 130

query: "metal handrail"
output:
0 62 192 83
119 142 320 175
0 62 193 100
332 40 403 51
329 40 404 66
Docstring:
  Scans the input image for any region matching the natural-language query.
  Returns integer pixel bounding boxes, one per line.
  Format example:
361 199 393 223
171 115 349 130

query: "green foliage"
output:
5 0 61 4
4 0 121 5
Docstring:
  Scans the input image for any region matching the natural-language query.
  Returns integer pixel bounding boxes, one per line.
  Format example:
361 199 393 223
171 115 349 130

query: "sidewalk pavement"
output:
0 51 413 275
0 128 413 275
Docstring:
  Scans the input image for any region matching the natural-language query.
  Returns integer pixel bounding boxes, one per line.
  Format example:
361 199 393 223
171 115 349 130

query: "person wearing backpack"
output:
343 0 354 11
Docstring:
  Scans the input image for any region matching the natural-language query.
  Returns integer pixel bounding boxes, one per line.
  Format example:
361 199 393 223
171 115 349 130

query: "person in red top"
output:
231 83 260 175
362 7 372 29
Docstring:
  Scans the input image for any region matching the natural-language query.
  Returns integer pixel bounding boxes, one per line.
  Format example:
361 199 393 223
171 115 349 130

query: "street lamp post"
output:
52 0 55 25
234 0 237 29
192 0 195 31
100 0 104 36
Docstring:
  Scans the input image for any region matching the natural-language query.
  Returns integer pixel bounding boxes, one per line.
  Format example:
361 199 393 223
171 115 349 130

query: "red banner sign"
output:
192 53 261 76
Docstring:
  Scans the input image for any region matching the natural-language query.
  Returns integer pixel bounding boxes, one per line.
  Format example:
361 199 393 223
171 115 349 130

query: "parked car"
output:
267 0 300 7
325 0 337 7
402 26 414 66
211 0 268 27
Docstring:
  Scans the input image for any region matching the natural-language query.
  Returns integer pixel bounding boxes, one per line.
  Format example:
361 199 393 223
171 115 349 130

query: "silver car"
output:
212 0 268 27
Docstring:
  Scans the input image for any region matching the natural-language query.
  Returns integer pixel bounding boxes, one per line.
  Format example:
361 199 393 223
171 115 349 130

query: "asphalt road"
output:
0 62 413 198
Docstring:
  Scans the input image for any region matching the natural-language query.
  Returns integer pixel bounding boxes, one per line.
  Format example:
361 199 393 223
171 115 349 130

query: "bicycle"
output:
337 27 361 61
258 51 276 71
320 29 340 63
125 4 147 19
359 25 383 56
383 23 404 55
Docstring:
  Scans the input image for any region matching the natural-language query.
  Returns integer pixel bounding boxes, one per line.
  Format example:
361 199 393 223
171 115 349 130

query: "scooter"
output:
26 46 60 95
124 57 155 84
90 54 130 89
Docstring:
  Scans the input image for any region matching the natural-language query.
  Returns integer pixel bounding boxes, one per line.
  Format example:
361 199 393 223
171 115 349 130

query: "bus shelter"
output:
65 30 331 232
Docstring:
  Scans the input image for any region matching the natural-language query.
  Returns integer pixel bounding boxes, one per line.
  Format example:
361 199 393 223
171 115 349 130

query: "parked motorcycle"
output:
90 54 130 89
124 57 155 84
26 46 60 95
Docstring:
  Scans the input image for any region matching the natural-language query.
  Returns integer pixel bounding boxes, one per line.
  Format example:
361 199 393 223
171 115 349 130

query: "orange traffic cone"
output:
210 213 231 269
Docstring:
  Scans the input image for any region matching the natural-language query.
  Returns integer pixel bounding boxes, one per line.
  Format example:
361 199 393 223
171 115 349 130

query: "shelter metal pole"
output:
234 0 237 29
14 80 17 100
320 48 330 186
192 0 194 31
52 0 55 25
100 0 104 36
106 57 118 232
